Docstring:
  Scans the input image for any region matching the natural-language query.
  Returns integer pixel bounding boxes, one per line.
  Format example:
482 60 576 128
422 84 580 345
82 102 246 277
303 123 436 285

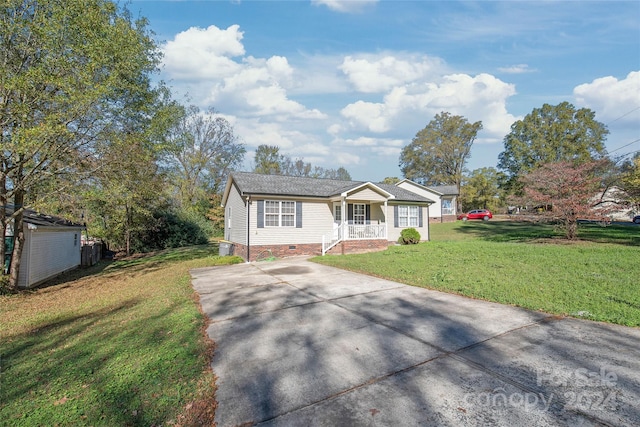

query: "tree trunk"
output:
8 190 25 290
0 174 6 276
125 204 131 256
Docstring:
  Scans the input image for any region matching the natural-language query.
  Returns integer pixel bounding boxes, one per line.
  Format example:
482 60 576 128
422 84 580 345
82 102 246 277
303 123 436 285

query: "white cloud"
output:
573 71 640 124
162 25 245 80
311 0 378 13
161 25 326 122
498 64 536 74
340 54 445 93
339 72 518 139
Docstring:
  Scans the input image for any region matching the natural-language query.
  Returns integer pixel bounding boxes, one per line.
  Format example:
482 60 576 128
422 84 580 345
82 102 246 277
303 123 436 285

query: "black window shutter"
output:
257 200 264 228
348 204 353 224
296 201 302 228
394 205 399 228
366 205 371 223
418 206 423 227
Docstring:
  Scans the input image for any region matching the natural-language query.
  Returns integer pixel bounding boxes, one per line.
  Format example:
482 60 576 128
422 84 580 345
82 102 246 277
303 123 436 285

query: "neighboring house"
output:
5 209 84 289
221 172 434 261
593 186 637 221
396 180 458 223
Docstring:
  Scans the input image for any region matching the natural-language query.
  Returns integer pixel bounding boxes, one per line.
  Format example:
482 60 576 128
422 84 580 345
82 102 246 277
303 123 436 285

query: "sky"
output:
129 0 640 181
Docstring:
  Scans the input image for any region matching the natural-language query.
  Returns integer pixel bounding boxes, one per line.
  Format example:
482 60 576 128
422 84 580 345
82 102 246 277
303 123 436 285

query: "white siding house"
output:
397 180 458 223
7 210 84 289
221 173 434 261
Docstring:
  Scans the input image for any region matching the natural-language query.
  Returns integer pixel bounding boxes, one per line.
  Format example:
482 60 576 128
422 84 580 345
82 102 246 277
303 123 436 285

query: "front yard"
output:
313 221 640 326
0 245 243 426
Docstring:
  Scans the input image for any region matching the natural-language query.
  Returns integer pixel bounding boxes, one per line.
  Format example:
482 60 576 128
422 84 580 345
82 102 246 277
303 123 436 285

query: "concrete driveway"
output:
191 257 640 426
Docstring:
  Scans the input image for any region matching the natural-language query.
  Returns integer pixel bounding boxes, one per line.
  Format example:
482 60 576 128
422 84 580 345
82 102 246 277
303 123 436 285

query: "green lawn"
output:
0 245 243 426
313 221 640 326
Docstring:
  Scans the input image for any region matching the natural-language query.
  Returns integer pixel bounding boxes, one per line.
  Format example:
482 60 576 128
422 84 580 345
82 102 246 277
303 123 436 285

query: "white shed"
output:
7 210 84 289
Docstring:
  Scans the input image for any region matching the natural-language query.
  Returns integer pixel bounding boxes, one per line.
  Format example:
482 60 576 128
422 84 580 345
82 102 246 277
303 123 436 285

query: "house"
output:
5 209 84 289
396 180 458 223
592 186 637 221
221 172 434 261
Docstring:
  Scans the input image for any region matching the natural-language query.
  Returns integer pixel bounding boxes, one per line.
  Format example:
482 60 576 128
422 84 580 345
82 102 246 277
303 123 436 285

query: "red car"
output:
458 209 493 221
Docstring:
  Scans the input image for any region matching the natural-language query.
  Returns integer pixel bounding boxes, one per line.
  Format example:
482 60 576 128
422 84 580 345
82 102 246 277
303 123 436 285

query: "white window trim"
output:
264 200 296 227
353 203 366 225
398 205 419 228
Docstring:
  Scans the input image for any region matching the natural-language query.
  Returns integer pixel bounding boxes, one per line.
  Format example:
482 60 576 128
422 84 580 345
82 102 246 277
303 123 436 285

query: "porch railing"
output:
346 223 386 239
322 223 387 255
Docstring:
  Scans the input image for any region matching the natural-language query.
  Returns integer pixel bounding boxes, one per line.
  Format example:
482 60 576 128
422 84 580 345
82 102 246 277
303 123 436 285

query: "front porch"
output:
322 222 387 255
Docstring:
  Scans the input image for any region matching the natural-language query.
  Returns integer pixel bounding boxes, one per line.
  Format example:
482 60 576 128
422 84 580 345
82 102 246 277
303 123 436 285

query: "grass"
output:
0 245 243 426
313 220 640 327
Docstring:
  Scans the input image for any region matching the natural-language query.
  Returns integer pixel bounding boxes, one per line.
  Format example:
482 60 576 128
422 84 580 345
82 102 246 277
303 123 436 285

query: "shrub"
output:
398 228 421 245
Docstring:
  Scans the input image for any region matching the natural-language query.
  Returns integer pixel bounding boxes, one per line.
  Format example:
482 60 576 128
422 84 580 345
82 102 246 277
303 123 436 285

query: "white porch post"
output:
384 200 388 239
342 196 347 240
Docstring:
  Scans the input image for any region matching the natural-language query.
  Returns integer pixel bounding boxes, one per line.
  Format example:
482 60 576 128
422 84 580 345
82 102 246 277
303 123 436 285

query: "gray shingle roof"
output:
427 185 458 196
230 172 433 203
5 207 84 228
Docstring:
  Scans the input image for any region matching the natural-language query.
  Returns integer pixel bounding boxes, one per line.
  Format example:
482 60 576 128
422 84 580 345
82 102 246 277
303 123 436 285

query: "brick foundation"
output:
429 214 458 223
229 239 390 261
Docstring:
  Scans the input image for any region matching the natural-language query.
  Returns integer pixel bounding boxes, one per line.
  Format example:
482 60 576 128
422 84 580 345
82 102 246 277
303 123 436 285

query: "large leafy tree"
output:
517 160 611 240
460 167 504 212
498 102 609 191
399 112 483 194
0 0 160 288
86 136 166 256
165 105 245 214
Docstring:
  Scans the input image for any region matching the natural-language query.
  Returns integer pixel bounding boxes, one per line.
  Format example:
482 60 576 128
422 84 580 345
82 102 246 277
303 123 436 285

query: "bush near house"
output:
398 228 421 244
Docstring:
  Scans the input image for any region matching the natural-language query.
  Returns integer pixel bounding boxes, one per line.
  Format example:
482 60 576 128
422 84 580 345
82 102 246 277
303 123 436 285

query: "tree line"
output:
0 0 356 290
397 102 640 240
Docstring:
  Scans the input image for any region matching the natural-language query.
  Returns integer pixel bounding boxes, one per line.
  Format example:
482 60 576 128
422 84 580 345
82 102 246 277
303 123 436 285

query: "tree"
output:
516 160 611 240
0 0 160 289
498 102 608 191
459 167 504 212
381 177 400 185
165 106 245 213
253 145 352 180
254 145 286 175
85 135 167 256
620 155 640 213
399 112 482 195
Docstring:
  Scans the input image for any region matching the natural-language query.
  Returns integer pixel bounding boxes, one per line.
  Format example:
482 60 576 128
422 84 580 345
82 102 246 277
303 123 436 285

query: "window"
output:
334 205 342 222
398 205 419 227
353 203 365 224
442 199 454 215
265 200 296 227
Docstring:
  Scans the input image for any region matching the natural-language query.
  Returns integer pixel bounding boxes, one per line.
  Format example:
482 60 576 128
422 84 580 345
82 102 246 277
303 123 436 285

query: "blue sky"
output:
130 0 640 181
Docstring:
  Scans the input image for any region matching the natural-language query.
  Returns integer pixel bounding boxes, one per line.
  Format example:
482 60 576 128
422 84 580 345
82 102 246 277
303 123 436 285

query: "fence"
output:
81 242 102 267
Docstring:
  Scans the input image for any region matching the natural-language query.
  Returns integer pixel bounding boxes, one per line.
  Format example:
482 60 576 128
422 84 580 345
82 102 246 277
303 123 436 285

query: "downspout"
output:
384 200 388 240
427 204 431 241
246 195 250 263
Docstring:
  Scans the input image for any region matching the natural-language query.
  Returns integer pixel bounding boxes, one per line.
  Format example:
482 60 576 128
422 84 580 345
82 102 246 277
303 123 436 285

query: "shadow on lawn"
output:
34 244 225 292
455 220 640 246
0 297 197 426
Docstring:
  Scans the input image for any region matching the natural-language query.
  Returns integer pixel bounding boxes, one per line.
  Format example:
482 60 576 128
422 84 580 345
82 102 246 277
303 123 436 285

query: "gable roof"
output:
397 179 459 196
224 172 433 204
428 185 458 196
